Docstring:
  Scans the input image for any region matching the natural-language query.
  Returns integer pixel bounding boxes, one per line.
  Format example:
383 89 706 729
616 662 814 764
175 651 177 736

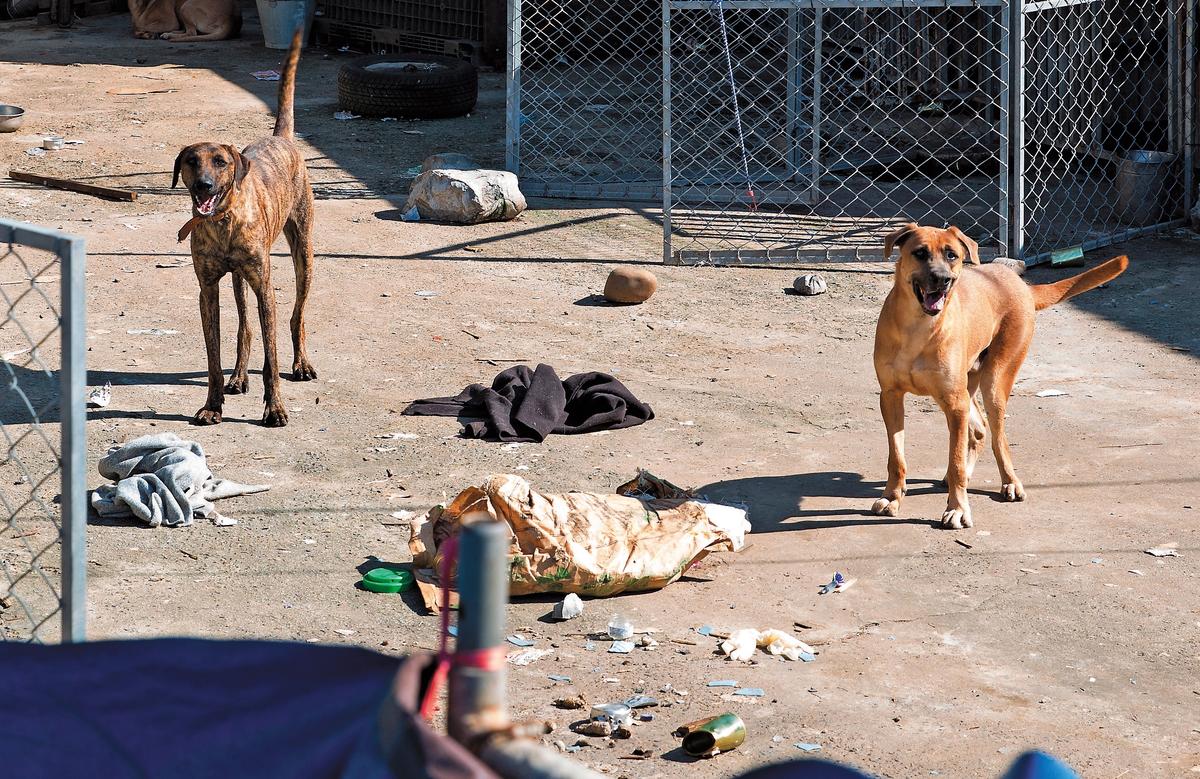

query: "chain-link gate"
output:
666 0 1007 263
0 220 86 644
1013 0 1193 262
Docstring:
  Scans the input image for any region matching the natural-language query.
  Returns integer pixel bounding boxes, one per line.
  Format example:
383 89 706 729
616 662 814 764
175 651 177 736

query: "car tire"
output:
337 54 478 119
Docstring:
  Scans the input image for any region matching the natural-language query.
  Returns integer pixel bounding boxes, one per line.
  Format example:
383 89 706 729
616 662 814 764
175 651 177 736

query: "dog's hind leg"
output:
225 273 252 395
871 389 907 517
981 355 1027 502
283 199 317 382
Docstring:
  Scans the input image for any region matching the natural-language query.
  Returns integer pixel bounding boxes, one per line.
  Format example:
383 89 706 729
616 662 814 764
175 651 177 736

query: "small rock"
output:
792 273 827 296
603 268 658 304
554 694 587 710
552 593 584 621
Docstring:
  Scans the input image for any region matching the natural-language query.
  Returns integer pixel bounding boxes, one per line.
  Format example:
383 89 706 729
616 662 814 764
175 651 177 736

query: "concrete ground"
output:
1 11 1198 778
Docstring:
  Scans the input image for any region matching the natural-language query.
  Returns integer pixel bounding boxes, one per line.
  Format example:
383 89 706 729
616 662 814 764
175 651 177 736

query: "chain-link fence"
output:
1014 0 1193 261
506 0 1196 264
0 219 86 644
667 0 1006 263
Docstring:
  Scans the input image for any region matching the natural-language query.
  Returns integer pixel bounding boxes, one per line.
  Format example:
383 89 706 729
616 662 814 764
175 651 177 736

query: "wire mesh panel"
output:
0 220 86 644
1015 0 1191 261
507 0 664 199
666 0 1007 264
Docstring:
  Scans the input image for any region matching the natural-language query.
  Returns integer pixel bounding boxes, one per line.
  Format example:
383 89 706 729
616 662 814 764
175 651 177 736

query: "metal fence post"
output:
505 0 522 176
1185 0 1196 215
1009 0 1025 260
662 0 674 265
998 0 1012 258
58 233 86 643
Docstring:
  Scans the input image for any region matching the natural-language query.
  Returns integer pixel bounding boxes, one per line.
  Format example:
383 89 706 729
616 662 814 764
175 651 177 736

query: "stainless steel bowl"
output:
0 105 25 133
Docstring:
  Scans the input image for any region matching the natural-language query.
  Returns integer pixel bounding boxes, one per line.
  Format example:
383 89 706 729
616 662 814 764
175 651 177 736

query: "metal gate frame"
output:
0 219 86 643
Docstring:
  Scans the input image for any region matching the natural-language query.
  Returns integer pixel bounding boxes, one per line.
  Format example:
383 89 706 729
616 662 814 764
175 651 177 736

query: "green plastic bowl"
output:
361 567 414 593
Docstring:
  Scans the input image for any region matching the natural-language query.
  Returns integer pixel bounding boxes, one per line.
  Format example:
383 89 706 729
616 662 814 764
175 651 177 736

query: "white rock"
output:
552 592 584 620
405 169 526 225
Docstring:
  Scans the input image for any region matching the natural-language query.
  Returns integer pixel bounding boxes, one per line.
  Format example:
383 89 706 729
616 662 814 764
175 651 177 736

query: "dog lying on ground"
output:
173 30 315 427
871 223 1128 528
129 0 241 41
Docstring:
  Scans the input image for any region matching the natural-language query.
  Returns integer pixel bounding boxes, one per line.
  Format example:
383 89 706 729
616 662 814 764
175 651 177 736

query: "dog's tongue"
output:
198 195 217 216
924 289 946 312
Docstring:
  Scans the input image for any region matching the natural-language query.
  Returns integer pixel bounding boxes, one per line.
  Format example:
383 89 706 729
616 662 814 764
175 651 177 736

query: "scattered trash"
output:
507 635 535 647
376 432 420 440
380 117 397 122
507 648 552 666
795 743 822 752
590 703 633 727
333 628 355 636
584 641 595 651
552 593 584 621
251 70 281 81
708 680 738 687
548 674 572 683
733 688 764 698
1091 558 1103 564
1145 547 1179 557
213 515 237 527
622 748 654 760
1035 389 1068 398
333 111 361 120
640 713 654 722
127 328 178 336
624 695 658 709
25 147 45 157
360 566 414 593
414 290 439 299
389 510 415 522
607 614 634 640
554 694 587 710
42 136 64 151
720 628 816 663
819 572 855 594
675 713 746 758
86 382 112 409
792 273 827 296
1129 570 1144 576
608 641 635 654
697 625 714 636
402 129 425 135
401 206 421 222
407 472 749 610
90 433 269 528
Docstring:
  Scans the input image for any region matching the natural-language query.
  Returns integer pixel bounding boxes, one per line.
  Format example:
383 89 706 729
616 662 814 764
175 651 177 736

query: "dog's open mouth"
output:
192 190 223 216
912 279 953 316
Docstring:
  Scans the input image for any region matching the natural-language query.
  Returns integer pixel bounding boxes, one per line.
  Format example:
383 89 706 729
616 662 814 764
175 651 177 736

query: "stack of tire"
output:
336 54 478 120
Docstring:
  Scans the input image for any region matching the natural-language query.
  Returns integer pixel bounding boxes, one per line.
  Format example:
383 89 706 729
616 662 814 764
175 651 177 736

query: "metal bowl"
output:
0 105 25 133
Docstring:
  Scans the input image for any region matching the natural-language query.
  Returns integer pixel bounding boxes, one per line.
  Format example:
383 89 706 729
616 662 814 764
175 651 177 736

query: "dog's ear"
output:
230 147 252 188
172 147 186 189
883 222 919 259
946 226 980 265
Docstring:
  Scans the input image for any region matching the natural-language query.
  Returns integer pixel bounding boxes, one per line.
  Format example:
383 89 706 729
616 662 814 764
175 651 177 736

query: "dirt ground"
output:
2 12 1200 779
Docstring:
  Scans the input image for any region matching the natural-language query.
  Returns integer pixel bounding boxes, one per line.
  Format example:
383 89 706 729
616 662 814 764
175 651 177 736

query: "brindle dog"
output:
173 30 315 427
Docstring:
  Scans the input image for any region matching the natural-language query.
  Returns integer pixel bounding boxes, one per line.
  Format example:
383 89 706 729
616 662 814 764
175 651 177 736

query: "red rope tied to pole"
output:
418 533 506 721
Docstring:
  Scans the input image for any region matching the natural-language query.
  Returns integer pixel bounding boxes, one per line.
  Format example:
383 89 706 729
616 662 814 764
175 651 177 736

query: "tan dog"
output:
173 31 315 427
872 223 1128 528
129 0 241 41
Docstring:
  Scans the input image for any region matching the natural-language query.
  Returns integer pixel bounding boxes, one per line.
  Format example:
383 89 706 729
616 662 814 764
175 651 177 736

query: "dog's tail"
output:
1030 255 1129 311
272 29 303 138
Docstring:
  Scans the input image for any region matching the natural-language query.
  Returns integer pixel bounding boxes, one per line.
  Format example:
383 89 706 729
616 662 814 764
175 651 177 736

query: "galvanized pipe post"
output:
662 0 674 265
449 521 602 779
1008 0 1026 260
448 520 509 744
59 232 86 643
505 0 523 176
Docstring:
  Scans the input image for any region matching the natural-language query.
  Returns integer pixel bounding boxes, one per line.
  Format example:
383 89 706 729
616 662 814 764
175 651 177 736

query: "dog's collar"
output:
177 208 231 242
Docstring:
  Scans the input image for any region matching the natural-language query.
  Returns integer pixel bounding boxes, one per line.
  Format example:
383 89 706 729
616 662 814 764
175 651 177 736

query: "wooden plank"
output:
9 170 137 201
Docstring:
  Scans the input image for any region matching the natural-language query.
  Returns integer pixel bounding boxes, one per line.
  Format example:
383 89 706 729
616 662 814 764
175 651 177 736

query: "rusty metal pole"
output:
450 521 602 779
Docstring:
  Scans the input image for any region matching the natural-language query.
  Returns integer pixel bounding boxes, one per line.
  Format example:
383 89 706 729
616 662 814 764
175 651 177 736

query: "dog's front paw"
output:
262 403 289 427
290 360 318 382
224 375 249 395
940 506 973 529
871 497 900 517
192 408 222 425
1000 480 1025 502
